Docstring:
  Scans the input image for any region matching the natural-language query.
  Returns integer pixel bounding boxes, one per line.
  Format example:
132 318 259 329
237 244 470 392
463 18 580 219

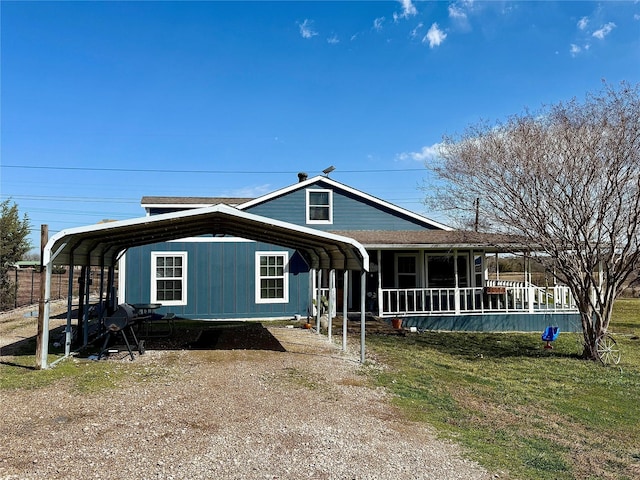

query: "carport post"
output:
316 269 322 335
327 269 335 342
65 257 75 358
83 265 91 346
342 270 348 352
360 270 366 364
98 257 105 317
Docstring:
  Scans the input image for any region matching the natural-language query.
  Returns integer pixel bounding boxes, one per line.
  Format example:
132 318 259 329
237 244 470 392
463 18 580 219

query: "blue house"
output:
120 174 580 332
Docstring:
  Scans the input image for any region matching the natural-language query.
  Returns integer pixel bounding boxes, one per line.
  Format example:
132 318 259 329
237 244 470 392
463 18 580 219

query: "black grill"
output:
99 304 145 360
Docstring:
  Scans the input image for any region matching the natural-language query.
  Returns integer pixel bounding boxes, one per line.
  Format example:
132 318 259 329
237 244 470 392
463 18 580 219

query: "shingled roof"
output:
141 196 254 206
330 230 531 251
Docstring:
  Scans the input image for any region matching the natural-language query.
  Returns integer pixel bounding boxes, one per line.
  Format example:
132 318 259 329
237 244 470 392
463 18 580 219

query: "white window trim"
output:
151 251 188 306
306 189 333 224
255 251 289 304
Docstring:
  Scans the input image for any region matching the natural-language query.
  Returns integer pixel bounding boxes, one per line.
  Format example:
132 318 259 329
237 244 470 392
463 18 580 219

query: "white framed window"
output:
306 189 333 224
255 252 289 304
151 252 187 306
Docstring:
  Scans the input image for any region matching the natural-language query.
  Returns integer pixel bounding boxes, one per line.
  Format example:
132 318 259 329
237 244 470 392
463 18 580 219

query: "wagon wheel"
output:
596 333 621 366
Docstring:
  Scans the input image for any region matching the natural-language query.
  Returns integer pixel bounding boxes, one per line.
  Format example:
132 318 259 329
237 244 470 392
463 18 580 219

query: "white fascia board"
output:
237 175 452 231
363 243 527 252
236 175 324 209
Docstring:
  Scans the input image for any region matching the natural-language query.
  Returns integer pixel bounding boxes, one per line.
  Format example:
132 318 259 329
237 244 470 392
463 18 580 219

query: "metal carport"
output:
37 204 369 369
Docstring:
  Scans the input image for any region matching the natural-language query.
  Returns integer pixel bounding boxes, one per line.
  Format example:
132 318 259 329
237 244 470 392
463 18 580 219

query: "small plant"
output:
312 296 329 315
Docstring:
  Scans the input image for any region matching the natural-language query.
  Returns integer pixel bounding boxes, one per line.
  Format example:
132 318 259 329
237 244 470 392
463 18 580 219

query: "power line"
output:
0 194 140 204
1 164 425 174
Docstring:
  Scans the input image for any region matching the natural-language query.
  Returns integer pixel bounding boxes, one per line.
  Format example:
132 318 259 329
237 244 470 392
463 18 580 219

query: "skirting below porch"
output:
396 312 582 333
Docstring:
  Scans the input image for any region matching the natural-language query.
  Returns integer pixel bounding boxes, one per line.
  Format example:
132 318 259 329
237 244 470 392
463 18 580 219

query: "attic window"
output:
306 189 333 224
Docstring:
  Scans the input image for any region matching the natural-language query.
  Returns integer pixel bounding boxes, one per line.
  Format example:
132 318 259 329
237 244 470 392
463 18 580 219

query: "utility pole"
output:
474 198 480 232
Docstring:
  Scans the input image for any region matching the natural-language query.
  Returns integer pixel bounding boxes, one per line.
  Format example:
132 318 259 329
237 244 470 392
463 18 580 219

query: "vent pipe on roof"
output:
298 172 308 182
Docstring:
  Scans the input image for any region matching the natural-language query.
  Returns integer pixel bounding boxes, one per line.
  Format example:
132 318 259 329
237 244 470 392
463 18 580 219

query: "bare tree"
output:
427 82 640 361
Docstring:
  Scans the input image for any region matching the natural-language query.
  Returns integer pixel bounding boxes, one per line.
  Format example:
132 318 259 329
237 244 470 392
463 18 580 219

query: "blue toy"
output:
542 326 560 349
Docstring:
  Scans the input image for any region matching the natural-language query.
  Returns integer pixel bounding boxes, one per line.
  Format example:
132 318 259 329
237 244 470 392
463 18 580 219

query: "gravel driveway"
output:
0 306 490 480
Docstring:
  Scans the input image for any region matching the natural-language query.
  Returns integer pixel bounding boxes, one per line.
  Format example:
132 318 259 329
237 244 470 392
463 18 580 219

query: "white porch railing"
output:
379 283 577 317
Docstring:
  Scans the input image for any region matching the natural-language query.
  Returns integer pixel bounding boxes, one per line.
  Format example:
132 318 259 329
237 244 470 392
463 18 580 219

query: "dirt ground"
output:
0 302 491 480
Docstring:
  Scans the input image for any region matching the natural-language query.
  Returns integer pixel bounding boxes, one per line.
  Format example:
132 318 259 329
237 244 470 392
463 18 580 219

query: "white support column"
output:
309 267 315 320
316 269 322 335
527 253 535 313
360 270 366 364
454 250 460 315
342 270 348 352
328 269 335 342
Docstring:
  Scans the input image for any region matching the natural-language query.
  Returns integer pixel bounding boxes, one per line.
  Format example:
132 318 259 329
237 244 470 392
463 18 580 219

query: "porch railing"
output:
379 283 577 317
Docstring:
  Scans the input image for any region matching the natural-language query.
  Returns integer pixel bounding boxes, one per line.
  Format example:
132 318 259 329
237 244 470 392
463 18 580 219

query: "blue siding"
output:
125 240 311 320
245 180 438 231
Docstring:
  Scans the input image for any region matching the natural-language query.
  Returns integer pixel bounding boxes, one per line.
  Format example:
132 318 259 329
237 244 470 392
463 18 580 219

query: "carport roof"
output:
44 204 369 271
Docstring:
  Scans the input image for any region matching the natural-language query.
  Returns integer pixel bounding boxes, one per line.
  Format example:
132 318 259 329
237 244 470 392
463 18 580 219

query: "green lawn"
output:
366 299 640 480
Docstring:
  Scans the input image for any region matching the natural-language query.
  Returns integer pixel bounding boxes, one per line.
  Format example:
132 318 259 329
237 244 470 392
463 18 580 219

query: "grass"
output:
365 300 640 480
2 304 639 478
0 355 138 392
1 346 182 394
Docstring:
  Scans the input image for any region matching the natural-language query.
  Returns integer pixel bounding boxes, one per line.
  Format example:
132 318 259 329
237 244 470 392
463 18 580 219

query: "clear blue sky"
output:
2 1 639 249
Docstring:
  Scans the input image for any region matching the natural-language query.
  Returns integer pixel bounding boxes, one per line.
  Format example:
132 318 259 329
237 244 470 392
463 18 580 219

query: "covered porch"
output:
330 230 580 331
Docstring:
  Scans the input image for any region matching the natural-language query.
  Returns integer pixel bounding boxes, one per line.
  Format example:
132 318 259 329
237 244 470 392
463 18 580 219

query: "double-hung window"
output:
255 252 289 303
306 189 333 224
151 252 187 306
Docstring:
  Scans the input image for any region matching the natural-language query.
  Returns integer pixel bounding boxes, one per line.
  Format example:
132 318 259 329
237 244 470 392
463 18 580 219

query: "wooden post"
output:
14 268 18 309
35 225 48 370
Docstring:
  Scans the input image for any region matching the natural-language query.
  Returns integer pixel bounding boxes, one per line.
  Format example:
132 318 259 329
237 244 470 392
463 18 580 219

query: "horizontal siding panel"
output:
245 182 436 231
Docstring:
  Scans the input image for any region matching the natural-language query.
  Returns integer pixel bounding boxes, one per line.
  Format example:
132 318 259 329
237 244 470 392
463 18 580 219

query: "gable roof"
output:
237 175 453 231
43 204 369 271
139 176 450 231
